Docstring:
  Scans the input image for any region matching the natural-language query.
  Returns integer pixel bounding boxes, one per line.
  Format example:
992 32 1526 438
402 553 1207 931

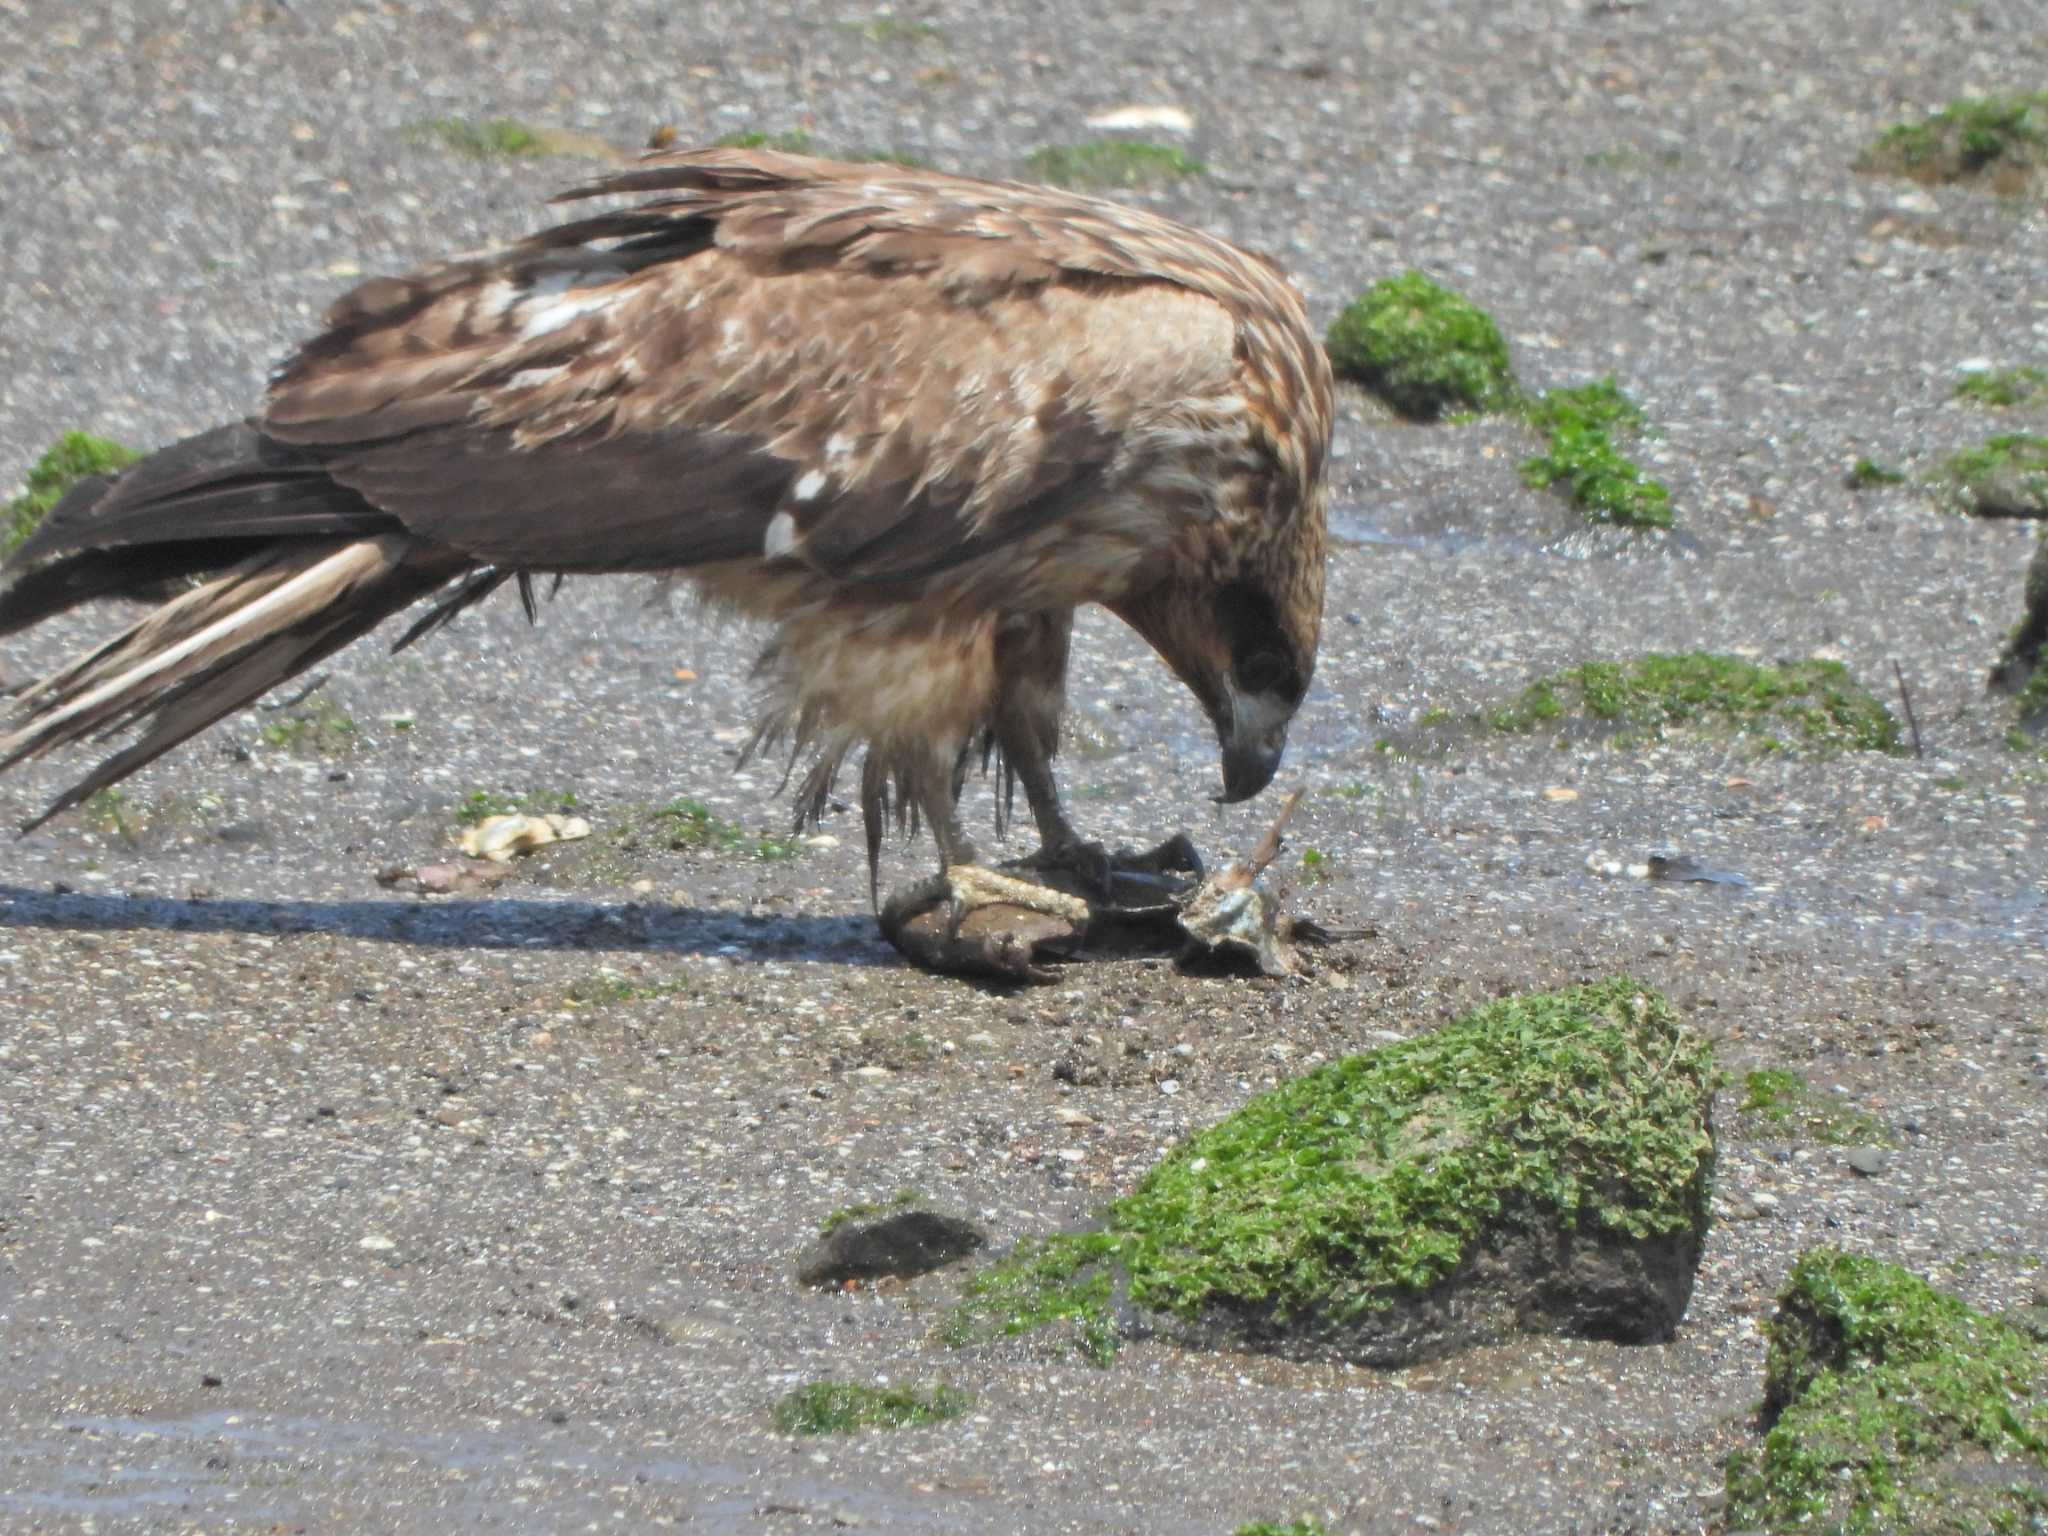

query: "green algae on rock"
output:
4 431 141 557
1490 653 1905 755
1944 433 2048 520
771 1381 969 1436
1517 379 1674 529
1725 1248 2048 1534
1856 91 2048 187
947 978 1715 1367
1324 271 1517 421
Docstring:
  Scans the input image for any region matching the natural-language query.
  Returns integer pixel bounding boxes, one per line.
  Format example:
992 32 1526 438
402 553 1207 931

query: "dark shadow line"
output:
0 883 896 965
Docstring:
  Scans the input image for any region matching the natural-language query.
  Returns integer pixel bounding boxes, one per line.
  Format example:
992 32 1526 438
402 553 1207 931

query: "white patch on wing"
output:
824 434 854 463
793 470 828 502
504 365 568 390
519 288 616 340
477 280 520 320
764 511 799 557
718 317 747 358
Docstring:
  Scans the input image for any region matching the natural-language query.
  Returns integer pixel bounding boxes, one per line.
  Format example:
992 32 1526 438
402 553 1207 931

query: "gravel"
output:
2 0 2045 1531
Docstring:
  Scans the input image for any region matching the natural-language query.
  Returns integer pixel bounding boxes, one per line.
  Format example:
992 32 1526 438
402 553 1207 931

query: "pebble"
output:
1845 1146 1889 1177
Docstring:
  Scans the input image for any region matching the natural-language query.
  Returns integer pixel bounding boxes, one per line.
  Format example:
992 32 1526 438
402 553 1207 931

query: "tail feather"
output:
2 535 468 829
7 421 391 571
1 422 488 827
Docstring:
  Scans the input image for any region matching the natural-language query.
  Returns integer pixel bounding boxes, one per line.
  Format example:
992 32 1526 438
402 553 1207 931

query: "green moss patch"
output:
1956 366 2048 409
562 969 686 1009
1845 457 1908 491
1725 1248 2048 1534
257 698 359 757
1233 1522 1330 1536
1024 140 1205 189
652 798 804 860
405 117 613 160
1324 271 1517 421
1943 433 2048 519
944 1228 1123 1365
820 1189 920 1236
948 978 1715 1366
1490 653 1905 755
1518 380 1672 529
4 431 140 557
841 16 944 46
453 788 581 826
771 1382 969 1436
1856 92 2048 186
1740 1069 1890 1147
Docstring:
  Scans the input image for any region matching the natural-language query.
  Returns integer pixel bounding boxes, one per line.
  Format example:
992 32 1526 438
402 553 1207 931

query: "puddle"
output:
0 1410 963 1530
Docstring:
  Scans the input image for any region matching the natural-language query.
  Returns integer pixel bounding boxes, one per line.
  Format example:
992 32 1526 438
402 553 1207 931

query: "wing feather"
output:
260 148 1267 586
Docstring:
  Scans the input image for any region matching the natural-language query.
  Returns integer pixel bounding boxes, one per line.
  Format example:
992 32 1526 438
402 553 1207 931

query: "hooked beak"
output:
1215 689 1292 804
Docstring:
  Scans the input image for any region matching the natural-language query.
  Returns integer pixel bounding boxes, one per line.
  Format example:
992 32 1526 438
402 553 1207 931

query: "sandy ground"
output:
2 1 2045 1532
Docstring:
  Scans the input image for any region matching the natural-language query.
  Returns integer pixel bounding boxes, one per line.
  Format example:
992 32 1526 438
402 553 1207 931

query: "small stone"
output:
360 1233 396 1252
794 1209 987 1287
1845 1146 1889 1177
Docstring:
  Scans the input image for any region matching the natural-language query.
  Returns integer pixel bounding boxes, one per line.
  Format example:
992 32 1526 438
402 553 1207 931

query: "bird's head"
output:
1113 487 1326 805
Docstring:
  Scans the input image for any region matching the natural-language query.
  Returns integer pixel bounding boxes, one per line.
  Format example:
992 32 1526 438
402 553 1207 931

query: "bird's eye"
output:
1237 649 1298 698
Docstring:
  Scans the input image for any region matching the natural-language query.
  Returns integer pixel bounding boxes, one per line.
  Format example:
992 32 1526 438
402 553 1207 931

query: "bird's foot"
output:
878 835 1206 983
878 864 1095 983
1000 831 1204 905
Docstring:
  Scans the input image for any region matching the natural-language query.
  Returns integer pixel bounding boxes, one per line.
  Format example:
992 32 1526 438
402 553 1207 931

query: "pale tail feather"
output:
2 535 464 828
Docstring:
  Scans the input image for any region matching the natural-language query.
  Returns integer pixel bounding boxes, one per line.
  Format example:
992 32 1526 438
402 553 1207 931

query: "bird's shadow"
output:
0 882 895 966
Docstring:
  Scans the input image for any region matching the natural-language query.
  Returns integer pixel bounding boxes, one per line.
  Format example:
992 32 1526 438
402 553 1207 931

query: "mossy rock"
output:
1324 271 1518 421
1944 434 2048 520
1518 379 1673 530
947 978 1716 1367
1725 1249 2048 1534
1991 527 2048 746
1856 92 2048 186
1490 653 1905 755
4 431 140 556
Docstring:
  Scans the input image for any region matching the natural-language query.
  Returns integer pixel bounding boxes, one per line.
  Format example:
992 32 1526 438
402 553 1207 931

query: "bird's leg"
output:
979 609 1115 889
927 787 980 872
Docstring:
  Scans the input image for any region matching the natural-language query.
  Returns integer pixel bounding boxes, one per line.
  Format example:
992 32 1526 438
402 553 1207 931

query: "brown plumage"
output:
0 148 1332 892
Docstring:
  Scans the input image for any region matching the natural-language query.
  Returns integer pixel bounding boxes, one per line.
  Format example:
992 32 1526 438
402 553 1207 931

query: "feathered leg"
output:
985 608 1110 883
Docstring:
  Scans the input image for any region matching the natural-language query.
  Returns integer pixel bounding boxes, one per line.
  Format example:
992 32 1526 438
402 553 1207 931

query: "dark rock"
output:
795 1210 986 1288
1989 527 2048 736
1645 853 1750 887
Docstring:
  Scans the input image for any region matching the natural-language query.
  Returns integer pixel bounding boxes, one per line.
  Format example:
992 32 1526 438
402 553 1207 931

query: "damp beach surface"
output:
2 2 2045 1531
